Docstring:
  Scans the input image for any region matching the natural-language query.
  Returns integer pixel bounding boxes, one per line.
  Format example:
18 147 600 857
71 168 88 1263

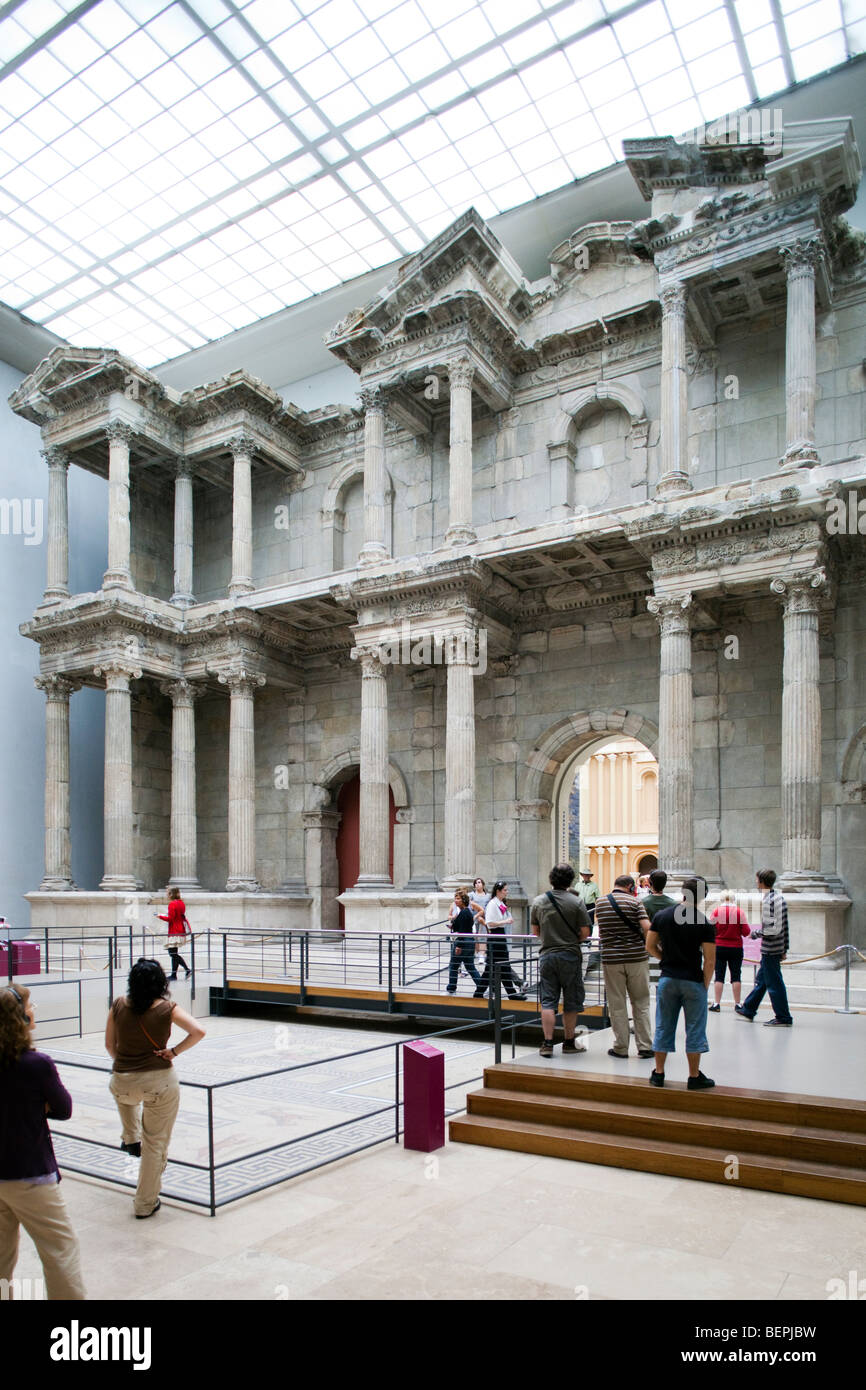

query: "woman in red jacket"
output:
157 888 191 981
709 891 750 1010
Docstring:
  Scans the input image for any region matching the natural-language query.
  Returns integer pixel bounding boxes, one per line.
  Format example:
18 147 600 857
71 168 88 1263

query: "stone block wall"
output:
131 688 171 890
130 483 173 601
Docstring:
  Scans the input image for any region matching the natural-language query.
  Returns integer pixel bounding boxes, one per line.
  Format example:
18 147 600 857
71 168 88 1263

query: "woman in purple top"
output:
0 984 85 1299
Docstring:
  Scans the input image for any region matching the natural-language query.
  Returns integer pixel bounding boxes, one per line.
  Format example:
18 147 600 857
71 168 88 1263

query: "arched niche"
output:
547 381 649 518
322 461 394 571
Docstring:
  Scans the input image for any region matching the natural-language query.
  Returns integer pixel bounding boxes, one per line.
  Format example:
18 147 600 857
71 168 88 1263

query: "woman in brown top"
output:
105 959 205 1219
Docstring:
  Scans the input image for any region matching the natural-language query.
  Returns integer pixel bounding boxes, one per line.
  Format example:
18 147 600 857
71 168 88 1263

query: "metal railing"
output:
50 965 531 1216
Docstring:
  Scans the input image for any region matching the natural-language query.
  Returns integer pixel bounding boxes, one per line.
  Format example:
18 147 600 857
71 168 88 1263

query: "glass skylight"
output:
0 0 863 368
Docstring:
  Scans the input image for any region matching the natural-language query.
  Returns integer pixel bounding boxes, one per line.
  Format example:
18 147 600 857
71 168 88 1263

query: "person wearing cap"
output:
577 868 599 912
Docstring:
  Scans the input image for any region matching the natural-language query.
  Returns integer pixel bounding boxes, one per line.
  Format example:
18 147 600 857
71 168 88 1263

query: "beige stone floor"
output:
13 1021 866 1302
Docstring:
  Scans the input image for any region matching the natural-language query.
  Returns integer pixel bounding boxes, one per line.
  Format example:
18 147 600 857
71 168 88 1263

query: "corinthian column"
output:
355 650 391 888
103 422 134 590
219 668 265 890
358 387 388 566
656 283 692 497
228 435 255 597
440 629 477 888
41 447 70 604
35 674 80 890
647 593 694 881
446 356 477 545
779 236 824 468
160 679 202 889
95 659 141 891
770 568 828 889
171 459 195 605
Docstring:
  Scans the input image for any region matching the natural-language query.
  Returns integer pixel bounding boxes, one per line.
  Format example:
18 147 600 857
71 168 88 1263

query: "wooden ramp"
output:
216 977 606 1025
450 1064 866 1206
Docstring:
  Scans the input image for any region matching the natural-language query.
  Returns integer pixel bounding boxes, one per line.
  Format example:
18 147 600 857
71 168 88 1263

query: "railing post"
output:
207 1086 216 1217
835 944 859 1015
299 934 307 1007
282 931 287 977
387 939 393 1012
394 1044 400 1143
190 932 196 1004
378 934 382 986
493 963 502 1064
107 937 114 1008
207 929 212 971
78 978 82 1038
222 931 228 995
44 925 49 974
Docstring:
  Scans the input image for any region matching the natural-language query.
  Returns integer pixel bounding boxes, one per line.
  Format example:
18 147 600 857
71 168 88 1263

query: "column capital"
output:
217 666 266 694
659 281 687 316
779 234 825 278
770 567 828 614
105 420 135 447
227 432 256 458
174 456 193 478
359 385 386 414
352 647 388 678
159 677 204 705
447 355 475 390
35 673 81 699
647 592 693 634
41 446 69 471
94 659 141 689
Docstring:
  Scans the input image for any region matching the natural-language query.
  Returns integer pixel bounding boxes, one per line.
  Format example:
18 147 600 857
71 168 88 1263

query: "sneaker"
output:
120 1141 141 1158
734 1006 754 1020
649 1071 665 1087
184 968 192 979
472 991 486 999
764 1018 793 1027
637 1049 655 1059
708 1004 720 1012
168 974 178 981
445 988 456 995
607 1048 628 1058
510 993 527 1002
687 1072 715 1090
539 1039 555 1058
562 1038 587 1053
135 1200 161 1219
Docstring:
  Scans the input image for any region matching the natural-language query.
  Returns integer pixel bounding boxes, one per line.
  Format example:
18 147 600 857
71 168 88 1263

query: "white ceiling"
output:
1 0 864 370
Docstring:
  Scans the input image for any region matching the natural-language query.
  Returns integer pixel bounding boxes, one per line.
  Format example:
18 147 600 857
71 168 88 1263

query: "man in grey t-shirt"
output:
530 864 592 1059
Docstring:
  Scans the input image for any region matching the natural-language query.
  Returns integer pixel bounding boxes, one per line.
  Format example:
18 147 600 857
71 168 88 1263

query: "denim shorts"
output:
653 976 709 1053
539 950 585 1014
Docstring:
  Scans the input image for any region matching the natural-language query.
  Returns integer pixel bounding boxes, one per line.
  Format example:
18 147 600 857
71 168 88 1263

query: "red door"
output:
335 774 397 928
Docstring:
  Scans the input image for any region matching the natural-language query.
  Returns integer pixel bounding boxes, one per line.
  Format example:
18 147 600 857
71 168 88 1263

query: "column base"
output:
654 472 693 498
778 869 832 894
278 877 309 897
39 588 69 607
40 876 77 891
228 581 254 598
99 875 138 892
102 571 132 590
168 877 201 891
438 874 478 893
353 873 394 890
226 877 260 892
404 873 440 891
779 443 819 469
445 525 477 546
358 543 388 567
171 592 195 607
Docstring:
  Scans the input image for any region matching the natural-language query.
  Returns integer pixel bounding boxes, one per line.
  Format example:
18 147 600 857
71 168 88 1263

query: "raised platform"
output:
450 1011 866 1205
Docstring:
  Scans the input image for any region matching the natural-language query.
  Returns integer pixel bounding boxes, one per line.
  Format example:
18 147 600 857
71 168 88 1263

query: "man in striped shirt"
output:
595 874 654 1058
735 868 793 1026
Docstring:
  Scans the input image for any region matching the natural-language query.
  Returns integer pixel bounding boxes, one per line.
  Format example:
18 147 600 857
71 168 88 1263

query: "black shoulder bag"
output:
545 892 586 945
604 892 647 941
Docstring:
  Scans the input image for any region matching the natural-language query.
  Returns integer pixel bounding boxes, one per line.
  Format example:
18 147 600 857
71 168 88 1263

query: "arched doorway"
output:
334 774 397 928
554 735 659 894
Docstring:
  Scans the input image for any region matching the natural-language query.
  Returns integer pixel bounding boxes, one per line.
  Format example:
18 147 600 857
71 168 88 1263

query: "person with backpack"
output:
530 864 592 1057
157 887 191 981
594 874 655 1059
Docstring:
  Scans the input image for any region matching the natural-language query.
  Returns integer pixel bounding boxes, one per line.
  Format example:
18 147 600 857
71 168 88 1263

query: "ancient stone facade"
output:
9 119 866 951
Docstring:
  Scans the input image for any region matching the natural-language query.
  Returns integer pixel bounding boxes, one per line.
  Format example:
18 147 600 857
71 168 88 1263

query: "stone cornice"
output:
331 555 494 613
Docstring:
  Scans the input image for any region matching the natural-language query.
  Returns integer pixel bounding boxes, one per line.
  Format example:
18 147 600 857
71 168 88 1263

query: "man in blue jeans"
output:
735 869 793 1026
645 877 716 1090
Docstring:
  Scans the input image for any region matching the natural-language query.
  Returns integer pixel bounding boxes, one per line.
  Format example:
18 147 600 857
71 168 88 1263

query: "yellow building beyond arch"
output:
575 737 659 894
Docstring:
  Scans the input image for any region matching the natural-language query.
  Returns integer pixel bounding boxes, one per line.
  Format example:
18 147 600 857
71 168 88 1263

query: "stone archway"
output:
321 461 394 570
547 382 649 516
516 709 659 897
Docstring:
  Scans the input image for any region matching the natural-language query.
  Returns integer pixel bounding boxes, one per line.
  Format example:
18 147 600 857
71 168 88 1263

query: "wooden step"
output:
468 1088 866 1168
480 1064 866 1134
449 1112 866 1205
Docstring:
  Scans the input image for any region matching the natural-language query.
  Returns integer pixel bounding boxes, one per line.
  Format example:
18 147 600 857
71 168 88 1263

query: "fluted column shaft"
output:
656 284 691 496
229 435 254 597
446 357 477 545
220 669 264 891
161 679 201 888
103 422 133 589
780 237 823 467
96 660 141 890
355 651 391 887
771 569 827 885
42 448 69 603
36 674 79 889
359 387 388 565
441 633 476 885
172 459 194 605
648 594 694 877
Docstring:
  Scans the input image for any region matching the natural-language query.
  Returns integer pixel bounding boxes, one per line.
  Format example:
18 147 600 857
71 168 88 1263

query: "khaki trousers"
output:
603 959 653 1054
0 1180 85 1300
109 1068 180 1216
